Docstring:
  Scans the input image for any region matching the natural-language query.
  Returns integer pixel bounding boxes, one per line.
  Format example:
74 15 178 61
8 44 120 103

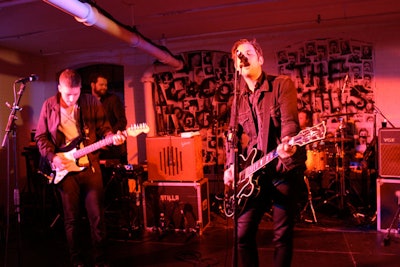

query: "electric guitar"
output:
47 123 150 184
224 121 326 217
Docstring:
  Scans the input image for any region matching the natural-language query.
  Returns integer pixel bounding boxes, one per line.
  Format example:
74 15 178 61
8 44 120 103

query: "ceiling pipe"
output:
42 0 184 70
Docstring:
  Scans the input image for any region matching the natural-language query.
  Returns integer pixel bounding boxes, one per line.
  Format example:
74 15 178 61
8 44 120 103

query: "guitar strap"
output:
76 98 90 167
256 75 278 153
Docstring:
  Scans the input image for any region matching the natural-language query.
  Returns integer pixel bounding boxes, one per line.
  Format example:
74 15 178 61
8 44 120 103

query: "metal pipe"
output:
43 0 184 70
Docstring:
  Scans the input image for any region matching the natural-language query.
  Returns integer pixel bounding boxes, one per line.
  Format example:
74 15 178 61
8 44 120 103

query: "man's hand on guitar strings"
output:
112 130 126 146
277 136 297 159
52 154 74 171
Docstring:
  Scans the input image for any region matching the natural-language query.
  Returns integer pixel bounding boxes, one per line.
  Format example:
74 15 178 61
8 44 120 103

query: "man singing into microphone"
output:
224 39 306 267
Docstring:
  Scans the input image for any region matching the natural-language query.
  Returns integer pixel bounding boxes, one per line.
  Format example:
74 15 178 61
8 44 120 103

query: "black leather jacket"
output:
35 93 112 165
226 73 306 174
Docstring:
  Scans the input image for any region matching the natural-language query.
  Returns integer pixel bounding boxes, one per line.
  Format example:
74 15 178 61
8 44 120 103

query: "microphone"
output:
236 50 250 67
15 74 39 84
341 73 349 94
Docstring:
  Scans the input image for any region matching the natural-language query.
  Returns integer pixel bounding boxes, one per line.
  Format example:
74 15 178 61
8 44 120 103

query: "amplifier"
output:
378 128 400 177
146 135 203 181
142 178 210 234
377 178 400 232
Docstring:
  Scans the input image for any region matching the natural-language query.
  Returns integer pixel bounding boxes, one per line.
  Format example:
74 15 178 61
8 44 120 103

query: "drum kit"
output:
302 112 363 217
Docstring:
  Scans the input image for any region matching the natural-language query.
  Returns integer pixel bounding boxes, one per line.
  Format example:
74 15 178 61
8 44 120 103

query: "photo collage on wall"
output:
152 51 236 168
276 38 375 161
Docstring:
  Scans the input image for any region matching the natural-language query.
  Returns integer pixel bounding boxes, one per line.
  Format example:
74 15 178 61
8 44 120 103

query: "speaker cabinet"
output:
379 128 400 178
377 178 400 232
142 178 210 234
146 135 203 181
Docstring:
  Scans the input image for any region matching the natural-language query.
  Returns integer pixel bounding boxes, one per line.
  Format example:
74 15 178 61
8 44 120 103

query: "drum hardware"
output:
103 164 145 239
325 137 353 143
320 112 356 118
320 118 364 221
325 117 348 210
300 176 318 223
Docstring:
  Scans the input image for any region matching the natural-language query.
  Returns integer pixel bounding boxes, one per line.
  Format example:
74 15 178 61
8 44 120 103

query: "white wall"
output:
0 47 46 202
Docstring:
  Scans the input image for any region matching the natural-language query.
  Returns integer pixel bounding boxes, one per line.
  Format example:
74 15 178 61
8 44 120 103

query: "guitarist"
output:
223 39 307 267
90 73 128 165
35 69 126 267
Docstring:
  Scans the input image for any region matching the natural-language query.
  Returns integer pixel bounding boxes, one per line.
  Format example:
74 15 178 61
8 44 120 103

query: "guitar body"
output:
40 123 150 184
54 149 86 184
224 121 327 217
225 148 263 217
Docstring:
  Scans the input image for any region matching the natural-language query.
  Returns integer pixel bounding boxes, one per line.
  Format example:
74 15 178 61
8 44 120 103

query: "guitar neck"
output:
239 121 326 179
241 149 278 179
73 133 120 159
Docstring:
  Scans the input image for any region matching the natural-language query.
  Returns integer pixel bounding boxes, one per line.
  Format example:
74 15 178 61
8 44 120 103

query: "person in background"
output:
298 108 313 130
223 38 306 267
90 73 128 164
35 69 126 266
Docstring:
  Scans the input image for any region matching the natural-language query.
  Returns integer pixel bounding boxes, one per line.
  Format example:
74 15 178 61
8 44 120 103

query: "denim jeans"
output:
58 164 107 265
236 169 301 267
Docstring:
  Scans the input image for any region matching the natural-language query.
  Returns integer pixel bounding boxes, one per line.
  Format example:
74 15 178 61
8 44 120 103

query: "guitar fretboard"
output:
73 135 115 159
241 150 279 180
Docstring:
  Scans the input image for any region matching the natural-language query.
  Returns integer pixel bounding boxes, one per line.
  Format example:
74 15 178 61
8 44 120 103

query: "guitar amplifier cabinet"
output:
142 178 210 234
146 135 203 181
377 178 400 232
379 128 400 178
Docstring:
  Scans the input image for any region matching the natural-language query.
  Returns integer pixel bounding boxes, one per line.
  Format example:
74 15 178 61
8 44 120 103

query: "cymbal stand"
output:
338 118 346 210
325 118 346 210
334 118 363 223
300 176 317 223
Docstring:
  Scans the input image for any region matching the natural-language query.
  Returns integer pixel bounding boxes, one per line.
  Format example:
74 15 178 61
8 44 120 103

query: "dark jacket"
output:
99 92 128 162
35 93 112 166
226 73 306 174
100 92 127 133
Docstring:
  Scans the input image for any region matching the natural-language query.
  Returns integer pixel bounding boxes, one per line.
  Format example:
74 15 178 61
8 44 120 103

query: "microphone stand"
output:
226 68 242 267
2 81 28 267
374 105 396 128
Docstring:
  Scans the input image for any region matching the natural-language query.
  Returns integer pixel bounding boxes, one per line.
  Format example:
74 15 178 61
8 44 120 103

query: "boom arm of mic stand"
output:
374 105 396 128
2 83 25 148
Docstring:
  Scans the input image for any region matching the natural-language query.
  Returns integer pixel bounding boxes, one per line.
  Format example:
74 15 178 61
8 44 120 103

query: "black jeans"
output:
58 164 107 265
236 170 301 267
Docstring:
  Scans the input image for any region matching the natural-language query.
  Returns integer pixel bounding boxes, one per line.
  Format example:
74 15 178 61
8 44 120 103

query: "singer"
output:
224 39 306 267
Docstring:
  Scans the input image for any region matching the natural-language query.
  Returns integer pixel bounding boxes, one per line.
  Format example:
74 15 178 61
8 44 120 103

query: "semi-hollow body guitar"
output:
224 121 327 217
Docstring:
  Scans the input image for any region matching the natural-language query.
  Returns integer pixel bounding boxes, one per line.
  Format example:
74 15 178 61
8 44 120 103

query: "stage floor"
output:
2 194 400 267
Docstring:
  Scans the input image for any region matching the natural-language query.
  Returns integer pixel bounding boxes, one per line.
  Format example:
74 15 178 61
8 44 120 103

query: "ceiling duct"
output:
43 0 184 70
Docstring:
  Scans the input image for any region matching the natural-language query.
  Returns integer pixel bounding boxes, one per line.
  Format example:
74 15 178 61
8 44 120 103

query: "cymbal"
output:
325 137 353 143
321 112 356 118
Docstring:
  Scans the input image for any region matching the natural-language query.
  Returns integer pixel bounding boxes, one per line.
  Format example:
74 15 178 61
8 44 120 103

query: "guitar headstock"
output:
290 121 327 147
126 123 150 137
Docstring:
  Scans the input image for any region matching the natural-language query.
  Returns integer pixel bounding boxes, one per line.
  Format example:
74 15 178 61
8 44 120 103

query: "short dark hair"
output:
89 72 107 84
59 69 81 87
231 38 263 60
